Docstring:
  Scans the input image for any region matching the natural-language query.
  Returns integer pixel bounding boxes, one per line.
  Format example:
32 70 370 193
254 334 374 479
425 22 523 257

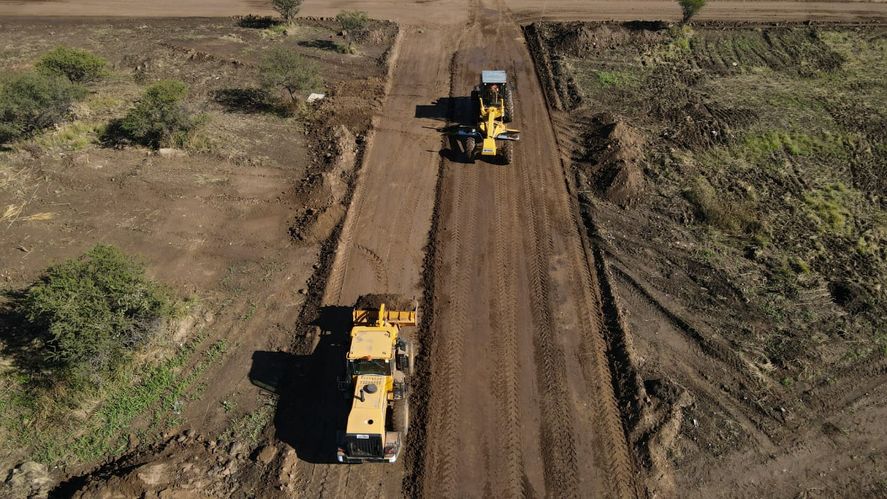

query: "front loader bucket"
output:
353 294 418 326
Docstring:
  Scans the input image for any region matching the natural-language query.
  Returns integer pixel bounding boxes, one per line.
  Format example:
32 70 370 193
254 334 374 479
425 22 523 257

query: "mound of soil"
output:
576 114 645 207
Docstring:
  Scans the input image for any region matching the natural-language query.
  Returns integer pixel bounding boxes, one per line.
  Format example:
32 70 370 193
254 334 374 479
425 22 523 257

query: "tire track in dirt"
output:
490 166 528 498
422 159 478 496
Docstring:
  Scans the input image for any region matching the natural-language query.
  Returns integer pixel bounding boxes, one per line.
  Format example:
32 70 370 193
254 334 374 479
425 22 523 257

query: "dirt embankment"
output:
528 20 887 497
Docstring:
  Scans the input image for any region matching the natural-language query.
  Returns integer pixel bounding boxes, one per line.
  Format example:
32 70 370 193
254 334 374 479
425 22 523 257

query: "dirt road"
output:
2 0 886 21
284 0 637 495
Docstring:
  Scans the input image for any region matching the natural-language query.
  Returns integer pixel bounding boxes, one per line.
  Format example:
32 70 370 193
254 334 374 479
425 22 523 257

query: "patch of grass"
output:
683 175 759 235
241 301 257 322
740 131 858 162
264 23 289 37
802 183 856 236
593 70 638 88
220 403 273 447
32 120 101 151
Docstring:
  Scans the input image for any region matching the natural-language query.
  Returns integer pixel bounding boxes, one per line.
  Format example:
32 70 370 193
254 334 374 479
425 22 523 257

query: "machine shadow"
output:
250 305 353 464
420 94 477 164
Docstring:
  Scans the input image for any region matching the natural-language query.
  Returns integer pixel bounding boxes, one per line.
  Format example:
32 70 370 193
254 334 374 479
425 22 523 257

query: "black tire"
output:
470 90 481 121
500 142 513 165
406 340 415 377
464 136 476 163
392 400 409 435
502 85 515 123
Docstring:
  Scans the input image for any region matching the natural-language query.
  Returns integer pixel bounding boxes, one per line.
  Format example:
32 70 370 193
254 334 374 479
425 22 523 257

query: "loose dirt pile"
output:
575 114 645 207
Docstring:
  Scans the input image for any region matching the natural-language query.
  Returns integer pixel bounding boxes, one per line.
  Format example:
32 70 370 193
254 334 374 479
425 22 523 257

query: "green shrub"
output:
20 245 175 388
259 48 322 103
119 80 193 148
678 0 706 23
271 0 303 23
336 10 370 53
36 46 108 83
0 71 85 144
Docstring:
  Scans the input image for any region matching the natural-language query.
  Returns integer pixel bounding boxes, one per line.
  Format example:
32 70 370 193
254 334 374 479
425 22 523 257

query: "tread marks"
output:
491 166 527 498
514 136 580 497
356 243 389 291
424 166 477 496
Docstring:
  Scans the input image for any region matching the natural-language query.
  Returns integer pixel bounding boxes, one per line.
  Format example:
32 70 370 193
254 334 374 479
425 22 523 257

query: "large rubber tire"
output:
464 136 476 163
406 340 415 377
470 90 481 121
503 85 515 123
393 400 409 435
500 142 513 165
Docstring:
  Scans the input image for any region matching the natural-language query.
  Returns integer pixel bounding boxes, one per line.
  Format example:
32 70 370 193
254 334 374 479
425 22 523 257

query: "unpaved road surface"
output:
1 0 886 20
414 3 638 497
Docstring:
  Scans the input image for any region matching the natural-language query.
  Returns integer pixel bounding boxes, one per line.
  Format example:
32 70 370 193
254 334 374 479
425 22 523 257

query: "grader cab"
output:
337 295 416 463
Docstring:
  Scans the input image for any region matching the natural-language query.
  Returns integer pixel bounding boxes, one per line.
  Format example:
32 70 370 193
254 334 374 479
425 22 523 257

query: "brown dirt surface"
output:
0 15 395 495
2 0 886 498
529 19 887 498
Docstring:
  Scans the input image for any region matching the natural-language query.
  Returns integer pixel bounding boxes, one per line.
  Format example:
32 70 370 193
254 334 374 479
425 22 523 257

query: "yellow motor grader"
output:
337 294 416 463
454 70 520 164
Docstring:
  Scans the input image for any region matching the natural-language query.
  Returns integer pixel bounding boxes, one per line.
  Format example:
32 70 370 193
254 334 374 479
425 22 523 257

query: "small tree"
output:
120 80 193 148
678 0 706 23
36 46 108 83
335 10 370 54
271 0 303 23
20 245 174 388
0 71 85 144
259 47 321 104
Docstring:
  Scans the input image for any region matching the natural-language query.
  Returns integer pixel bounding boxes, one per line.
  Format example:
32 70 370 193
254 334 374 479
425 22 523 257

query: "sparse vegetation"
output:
259 47 322 104
36 46 108 83
336 10 370 54
0 71 85 144
118 80 195 148
556 23 886 385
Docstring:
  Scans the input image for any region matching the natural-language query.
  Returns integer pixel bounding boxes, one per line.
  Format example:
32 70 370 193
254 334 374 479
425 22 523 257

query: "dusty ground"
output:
2 0 887 22
2 1 885 498
0 15 395 496
528 19 887 497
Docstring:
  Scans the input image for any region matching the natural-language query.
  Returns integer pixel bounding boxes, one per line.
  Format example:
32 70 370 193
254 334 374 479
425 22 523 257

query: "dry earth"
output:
0 0 885 498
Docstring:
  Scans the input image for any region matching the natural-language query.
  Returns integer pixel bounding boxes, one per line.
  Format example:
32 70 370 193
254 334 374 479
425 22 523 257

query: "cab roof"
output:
346 375 387 436
482 70 507 84
347 327 394 360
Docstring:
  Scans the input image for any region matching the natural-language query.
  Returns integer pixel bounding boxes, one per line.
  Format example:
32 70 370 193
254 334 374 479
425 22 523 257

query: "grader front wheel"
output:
464 136 476 163
499 142 513 165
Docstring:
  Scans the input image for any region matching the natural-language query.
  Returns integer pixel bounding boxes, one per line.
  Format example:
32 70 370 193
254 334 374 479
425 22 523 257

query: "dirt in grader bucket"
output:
354 293 417 311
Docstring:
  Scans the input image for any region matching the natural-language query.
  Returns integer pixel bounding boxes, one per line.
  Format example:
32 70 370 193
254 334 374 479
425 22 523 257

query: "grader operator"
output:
337 294 416 463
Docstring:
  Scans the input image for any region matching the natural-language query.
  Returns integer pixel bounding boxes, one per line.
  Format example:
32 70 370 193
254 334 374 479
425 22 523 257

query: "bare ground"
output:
1 0 885 498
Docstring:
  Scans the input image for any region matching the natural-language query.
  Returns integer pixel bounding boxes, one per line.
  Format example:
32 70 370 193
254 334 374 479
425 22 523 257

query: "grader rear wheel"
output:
502 85 515 123
393 400 409 435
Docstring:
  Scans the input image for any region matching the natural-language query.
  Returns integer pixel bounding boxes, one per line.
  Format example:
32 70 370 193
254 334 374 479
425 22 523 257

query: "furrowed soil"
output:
2 1 885 499
527 19 887 497
0 16 396 497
